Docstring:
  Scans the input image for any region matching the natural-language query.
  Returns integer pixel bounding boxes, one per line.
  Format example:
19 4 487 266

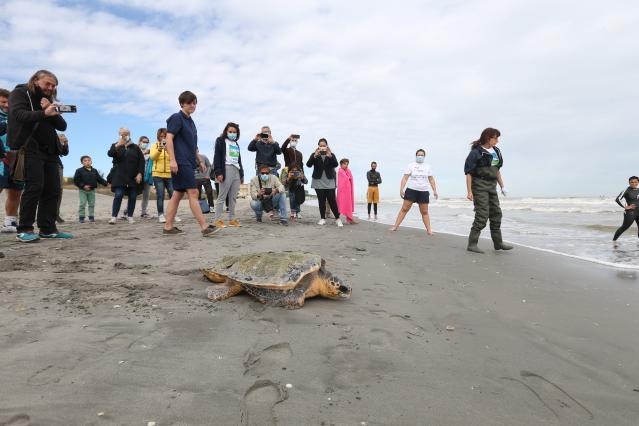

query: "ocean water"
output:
352 197 639 269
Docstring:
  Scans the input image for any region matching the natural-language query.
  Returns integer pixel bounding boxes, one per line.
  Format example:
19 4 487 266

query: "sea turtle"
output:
202 251 351 309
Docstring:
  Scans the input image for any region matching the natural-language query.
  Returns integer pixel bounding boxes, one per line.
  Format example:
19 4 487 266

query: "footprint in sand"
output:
368 328 394 351
502 370 594 422
128 328 169 352
0 415 31 426
240 380 287 426
243 342 292 376
28 364 68 386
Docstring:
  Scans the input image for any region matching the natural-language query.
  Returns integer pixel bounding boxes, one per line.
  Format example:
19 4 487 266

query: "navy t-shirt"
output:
166 110 198 168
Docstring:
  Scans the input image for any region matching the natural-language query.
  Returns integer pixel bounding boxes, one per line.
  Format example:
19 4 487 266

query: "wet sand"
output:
0 189 638 425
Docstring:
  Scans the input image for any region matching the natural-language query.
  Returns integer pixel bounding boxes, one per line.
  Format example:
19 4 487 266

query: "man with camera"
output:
8 70 72 242
247 126 282 175
249 163 289 226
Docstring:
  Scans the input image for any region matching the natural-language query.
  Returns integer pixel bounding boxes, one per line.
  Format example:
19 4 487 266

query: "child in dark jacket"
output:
73 155 108 223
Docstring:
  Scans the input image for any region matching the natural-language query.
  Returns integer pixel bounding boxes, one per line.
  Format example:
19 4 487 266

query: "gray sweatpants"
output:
213 165 241 220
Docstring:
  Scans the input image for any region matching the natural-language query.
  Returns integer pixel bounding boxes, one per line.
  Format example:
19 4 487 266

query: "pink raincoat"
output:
337 167 355 221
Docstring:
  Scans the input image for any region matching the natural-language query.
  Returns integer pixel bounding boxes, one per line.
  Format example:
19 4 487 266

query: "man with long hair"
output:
8 70 72 242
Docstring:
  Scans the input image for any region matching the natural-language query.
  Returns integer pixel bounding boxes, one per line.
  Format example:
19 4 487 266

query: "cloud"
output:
2 0 638 196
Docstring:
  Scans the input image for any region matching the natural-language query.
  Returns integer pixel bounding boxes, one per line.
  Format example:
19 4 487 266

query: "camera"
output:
259 133 269 139
263 187 273 195
291 134 300 139
55 104 77 113
320 147 327 152
291 170 301 177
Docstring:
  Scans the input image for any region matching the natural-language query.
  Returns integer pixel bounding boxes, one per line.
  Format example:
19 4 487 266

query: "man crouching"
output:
250 164 288 226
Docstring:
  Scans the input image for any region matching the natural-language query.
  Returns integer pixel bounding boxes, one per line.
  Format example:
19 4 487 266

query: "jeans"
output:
17 152 60 234
111 186 138 217
289 189 301 214
153 177 173 215
250 193 288 221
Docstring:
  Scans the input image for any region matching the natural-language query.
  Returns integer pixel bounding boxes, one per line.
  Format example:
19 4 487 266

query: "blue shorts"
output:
172 165 197 191
404 188 429 204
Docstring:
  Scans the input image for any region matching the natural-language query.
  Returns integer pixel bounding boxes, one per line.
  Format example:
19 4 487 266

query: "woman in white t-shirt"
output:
389 149 439 235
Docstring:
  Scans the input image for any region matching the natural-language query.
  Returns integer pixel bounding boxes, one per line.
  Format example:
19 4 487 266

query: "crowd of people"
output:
3 69 637 249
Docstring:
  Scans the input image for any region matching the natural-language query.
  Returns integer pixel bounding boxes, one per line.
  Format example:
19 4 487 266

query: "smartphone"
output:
291 134 300 139
259 133 269 139
55 105 77 113
320 147 327 152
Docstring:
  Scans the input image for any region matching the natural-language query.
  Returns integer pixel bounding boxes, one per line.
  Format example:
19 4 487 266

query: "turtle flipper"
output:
207 283 244 301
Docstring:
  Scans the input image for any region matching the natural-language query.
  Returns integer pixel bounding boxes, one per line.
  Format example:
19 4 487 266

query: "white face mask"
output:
416 155 425 163
290 141 297 148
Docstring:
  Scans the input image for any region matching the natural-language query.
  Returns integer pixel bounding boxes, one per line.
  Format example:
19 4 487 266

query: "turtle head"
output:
321 272 352 300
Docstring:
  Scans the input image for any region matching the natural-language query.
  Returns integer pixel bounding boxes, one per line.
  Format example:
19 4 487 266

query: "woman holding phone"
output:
306 138 342 227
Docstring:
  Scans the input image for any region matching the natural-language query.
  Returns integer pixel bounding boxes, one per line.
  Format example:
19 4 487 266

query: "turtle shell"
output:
208 251 324 289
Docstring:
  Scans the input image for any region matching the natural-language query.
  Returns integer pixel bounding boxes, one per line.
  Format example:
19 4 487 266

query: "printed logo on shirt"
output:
228 143 240 165
490 151 499 166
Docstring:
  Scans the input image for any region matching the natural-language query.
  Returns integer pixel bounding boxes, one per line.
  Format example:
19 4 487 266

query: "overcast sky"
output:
2 0 637 199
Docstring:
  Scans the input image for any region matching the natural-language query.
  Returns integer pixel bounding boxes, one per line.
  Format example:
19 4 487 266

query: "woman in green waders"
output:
464 128 513 253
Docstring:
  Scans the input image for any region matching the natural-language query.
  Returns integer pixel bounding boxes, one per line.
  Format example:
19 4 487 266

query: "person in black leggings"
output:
306 138 342 227
612 176 639 242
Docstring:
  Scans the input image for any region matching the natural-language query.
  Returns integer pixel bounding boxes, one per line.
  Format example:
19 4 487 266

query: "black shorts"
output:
404 188 429 204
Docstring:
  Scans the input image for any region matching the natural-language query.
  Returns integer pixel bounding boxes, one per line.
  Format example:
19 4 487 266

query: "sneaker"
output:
158 214 166 223
317 219 326 225
336 218 344 227
374 215 378 220
290 212 297 220
140 213 150 218
201 225 220 237
163 227 184 235
16 232 40 243
127 217 135 224
213 219 226 228
296 212 302 219
39 231 73 239
79 217 85 224
228 219 241 227
280 220 289 226
175 216 182 223
109 217 117 224
0 225 17 233
88 216 95 223
256 216 263 223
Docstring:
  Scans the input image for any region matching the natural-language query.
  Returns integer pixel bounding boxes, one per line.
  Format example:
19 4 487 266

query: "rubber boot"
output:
491 229 513 250
467 229 484 253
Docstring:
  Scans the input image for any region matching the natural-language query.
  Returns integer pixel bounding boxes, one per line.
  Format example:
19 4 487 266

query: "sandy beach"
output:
0 189 638 425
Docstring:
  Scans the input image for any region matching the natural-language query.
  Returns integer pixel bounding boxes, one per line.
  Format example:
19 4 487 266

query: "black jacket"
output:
107 142 145 189
247 138 281 167
74 166 108 190
212 136 244 182
7 84 67 157
306 152 338 180
464 145 503 180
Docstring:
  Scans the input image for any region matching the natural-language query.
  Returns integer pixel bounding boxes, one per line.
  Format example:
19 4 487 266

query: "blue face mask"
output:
260 173 269 181
227 132 237 141
416 156 425 163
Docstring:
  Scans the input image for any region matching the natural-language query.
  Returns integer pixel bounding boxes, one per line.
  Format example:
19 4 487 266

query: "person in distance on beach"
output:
212 122 244 228
149 127 177 223
389 149 438 234
306 138 342 227
337 158 358 224
612 176 639 242
464 127 512 253
73 155 107 223
366 161 382 220
248 125 281 175
107 127 145 225
162 91 218 237
250 163 289 225
8 70 72 242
